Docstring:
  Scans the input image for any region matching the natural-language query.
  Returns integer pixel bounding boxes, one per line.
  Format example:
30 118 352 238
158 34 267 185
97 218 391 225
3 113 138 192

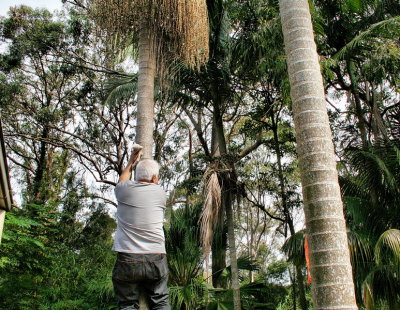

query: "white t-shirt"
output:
112 181 167 254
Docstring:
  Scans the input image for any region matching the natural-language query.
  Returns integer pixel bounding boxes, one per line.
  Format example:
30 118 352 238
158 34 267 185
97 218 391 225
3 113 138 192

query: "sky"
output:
0 0 63 16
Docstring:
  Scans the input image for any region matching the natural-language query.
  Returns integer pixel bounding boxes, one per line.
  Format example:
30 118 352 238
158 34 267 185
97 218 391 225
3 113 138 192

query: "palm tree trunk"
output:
210 106 228 289
278 0 358 309
289 266 297 310
136 26 156 310
136 26 156 159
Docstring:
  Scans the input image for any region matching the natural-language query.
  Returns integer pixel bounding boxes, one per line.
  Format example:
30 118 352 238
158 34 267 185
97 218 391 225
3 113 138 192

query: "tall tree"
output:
278 0 358 309
0 6 93 204
89 1 209 308
90 0 209 158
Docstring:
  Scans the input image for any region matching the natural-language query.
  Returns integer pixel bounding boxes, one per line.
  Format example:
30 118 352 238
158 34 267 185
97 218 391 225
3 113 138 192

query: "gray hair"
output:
135 159 160 181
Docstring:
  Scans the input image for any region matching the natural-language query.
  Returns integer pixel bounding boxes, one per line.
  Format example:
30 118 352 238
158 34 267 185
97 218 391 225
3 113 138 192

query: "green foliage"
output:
169 277 209 310
0 173 117 309
165 204 206 309
276 287 313 310
206 281 289 310
341 141 400 308
282 230 306 267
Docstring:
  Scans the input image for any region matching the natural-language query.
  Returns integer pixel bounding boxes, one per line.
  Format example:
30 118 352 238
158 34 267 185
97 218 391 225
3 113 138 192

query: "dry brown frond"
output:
90 0 209 69
199 167 222 260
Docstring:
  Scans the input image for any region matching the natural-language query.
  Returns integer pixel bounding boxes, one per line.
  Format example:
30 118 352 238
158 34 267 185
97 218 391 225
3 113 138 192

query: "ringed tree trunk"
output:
278 0 358 309
136 27 156 159
136 26 156 310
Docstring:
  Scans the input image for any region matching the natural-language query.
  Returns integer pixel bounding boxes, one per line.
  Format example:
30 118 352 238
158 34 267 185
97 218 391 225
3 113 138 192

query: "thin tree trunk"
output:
225 184 241 310
136 27 156 160
279 1 358 309
136 25 156 310
271 112 307 310
289 266 297 310
217 110 241 310
347 60 369 149
211 104 228 288
211 97 241 309
31 126 50 203
212 222 227 288
295 264 307 310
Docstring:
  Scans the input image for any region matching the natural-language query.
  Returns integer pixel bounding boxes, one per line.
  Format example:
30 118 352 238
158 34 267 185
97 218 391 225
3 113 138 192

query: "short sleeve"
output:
115 180 134 200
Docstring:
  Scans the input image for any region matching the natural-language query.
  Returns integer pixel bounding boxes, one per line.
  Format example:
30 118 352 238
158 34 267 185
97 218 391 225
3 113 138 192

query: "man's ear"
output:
151 175 159 184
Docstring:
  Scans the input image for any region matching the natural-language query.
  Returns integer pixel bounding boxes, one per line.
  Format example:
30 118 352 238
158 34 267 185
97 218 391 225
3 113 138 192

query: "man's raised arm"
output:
118 145 143 183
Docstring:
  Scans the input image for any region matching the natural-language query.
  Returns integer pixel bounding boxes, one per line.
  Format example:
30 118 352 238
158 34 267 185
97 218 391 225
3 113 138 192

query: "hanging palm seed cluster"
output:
90 0 209 69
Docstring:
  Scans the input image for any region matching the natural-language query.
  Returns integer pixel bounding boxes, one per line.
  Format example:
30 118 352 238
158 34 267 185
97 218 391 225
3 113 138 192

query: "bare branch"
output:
7 155 35 173
242 185 285 222
237 132 263 160
182 105 211 158
90 194 117 207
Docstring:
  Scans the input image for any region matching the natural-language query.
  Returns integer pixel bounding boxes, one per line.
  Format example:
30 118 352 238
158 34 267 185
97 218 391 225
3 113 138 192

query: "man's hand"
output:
128 145 143 166
118 144 143 183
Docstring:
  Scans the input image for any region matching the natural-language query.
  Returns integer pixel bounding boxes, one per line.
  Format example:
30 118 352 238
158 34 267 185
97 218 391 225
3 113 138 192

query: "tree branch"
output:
182 105 211 158
237 132 263 160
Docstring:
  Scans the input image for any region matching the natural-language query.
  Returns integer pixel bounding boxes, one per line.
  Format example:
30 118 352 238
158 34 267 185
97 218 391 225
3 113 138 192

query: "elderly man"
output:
112 148 170 310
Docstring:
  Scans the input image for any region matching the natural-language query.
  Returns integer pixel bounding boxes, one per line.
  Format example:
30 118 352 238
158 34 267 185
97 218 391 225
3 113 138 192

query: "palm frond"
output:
225 255 260 274
347 230 374 267
333 16 400 60
343 141 400 235
344 143 400 203
362 265 400 309
169 278 208 310
165 204 203 286
374 229 400 265
362 280 375 310
281 230 306 266
363 151 396 191
103 74 138 105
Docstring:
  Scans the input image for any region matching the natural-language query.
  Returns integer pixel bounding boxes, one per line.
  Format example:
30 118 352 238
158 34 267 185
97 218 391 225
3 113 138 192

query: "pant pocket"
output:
152 255 168 280
112 261 139 282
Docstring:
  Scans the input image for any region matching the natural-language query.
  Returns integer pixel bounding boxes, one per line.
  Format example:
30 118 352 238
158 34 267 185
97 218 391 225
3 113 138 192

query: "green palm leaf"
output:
362 264 400 310
374 229 400 266
347 230 374 267
103 74 138 105
333 16 400 60
281 230 306 266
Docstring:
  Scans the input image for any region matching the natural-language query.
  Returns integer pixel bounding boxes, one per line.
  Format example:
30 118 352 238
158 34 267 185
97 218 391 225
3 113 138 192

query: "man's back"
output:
113 181 167 254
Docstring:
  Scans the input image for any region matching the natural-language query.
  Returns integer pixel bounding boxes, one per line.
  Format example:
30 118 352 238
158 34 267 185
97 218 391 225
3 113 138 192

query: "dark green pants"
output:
112 253 170 310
